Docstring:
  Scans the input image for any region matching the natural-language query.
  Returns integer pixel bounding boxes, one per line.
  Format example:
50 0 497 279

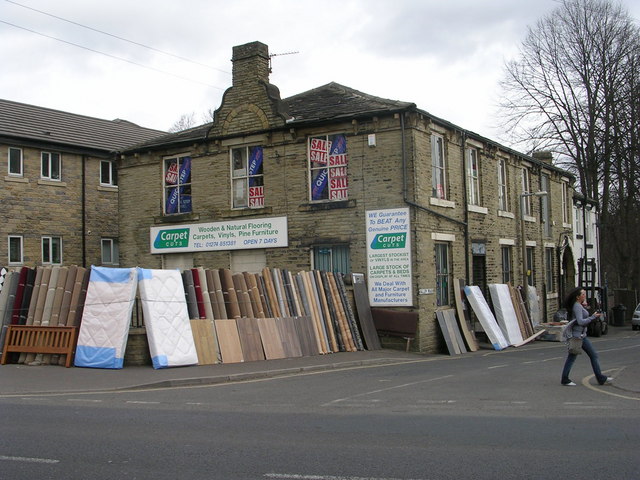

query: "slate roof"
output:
123 82 416 151
0 98 165 153
284 82 414 122
112 81 573 179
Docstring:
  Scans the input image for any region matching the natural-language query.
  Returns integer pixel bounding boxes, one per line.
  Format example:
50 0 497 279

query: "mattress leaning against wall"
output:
464 285 510 351
74 266 138 369
137 268 198 369
489 284 524 345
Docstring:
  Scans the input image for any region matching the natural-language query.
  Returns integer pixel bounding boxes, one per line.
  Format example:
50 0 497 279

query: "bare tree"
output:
168 112 196 133
168 109 216 132
498 0 640 290
202 108 216 124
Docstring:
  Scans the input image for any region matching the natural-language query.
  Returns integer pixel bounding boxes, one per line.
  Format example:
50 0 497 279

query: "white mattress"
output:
138 268 198 369
74 266 138 369
527 286 542 326
464 285 510 350
489 284 524 345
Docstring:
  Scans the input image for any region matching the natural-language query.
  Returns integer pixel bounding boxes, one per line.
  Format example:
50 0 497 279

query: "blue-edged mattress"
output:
138 268 198 369
74 266 138 369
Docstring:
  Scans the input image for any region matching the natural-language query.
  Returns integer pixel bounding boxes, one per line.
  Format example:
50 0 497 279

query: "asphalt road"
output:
1 333 639 480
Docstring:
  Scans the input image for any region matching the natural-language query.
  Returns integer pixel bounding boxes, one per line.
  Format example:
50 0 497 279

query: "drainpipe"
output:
460 130 470 283
400 112 468 272
82 155 87 268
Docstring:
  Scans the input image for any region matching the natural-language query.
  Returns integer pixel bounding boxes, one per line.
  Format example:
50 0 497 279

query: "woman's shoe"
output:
598 377 613 385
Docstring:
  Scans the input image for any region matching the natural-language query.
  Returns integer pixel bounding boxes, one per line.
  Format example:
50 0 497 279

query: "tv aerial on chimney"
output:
269 51 299 72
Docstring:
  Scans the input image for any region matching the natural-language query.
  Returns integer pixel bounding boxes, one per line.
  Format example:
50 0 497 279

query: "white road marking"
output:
0 455 59 464
322 375 453 407
417 400 457 404
265 474 429 480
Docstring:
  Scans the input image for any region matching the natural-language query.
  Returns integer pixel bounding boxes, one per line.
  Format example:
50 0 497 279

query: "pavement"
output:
1 325 639 397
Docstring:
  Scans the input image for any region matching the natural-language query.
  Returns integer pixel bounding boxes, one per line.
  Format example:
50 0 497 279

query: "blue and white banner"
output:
165 157 192 214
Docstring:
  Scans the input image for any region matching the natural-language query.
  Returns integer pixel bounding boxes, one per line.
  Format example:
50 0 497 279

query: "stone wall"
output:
0 144 118 267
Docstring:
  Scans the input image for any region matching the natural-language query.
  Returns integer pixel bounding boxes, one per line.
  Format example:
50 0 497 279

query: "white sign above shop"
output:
149 217 288 254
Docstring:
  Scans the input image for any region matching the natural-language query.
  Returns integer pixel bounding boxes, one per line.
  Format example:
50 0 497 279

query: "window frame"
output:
466 147 480 206
42 235 62 265
435 242 451 306
575 205 584 237
308 134 349 203
498 158 508 211
100 159 118 187
312 245 351 274
8 235 23 265
231 146 264 209
541 174 551 237
41 151 61 181
521 167 531 216
101 238 119 265
8 147 23 176
501 246 513 284
163 154 192 215
431 134 447 199
545 247 555 292
562 182 571 224
526 246 535 287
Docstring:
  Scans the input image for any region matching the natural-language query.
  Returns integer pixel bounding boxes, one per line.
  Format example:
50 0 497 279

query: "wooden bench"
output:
1 325 78 368
371 308 418 352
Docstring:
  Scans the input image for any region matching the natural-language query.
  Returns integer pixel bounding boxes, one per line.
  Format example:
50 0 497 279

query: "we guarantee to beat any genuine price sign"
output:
366 208 412 307
150 217 288 254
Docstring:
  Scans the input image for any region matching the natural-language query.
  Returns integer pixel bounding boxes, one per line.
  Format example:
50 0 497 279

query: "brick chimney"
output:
232 41 270 88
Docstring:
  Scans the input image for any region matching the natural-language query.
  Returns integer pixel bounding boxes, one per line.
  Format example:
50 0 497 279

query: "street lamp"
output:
520 190 548 316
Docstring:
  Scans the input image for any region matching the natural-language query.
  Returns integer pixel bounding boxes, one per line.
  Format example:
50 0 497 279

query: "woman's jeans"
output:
561 336 607 384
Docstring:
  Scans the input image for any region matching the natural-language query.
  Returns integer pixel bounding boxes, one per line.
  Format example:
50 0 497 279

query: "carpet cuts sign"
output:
150 217 288 254
366 207 412 306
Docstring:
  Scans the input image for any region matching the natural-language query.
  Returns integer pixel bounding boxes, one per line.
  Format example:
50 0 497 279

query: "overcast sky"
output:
2 0 639 141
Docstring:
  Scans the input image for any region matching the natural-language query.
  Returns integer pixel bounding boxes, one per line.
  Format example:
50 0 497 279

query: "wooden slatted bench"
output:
1 325 78 368
371 308 418 352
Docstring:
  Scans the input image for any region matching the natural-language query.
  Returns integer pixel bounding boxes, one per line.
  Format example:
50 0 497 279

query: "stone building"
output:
0 99 163 268
119 41 577 353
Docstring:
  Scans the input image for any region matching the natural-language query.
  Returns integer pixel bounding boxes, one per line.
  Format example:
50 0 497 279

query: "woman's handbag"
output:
568 337 583 355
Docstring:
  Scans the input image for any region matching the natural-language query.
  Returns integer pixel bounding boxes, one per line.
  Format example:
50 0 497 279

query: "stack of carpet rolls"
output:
181 268 365 363
0 265 90 366
0 265 368 366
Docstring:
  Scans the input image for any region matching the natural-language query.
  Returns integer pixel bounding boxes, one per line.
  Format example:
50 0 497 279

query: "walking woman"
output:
561 287 613 386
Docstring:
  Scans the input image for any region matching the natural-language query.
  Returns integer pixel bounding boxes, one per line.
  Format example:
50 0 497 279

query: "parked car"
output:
632 303 640 331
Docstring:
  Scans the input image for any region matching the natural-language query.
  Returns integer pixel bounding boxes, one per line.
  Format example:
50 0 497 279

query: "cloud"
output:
3 0 616 138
